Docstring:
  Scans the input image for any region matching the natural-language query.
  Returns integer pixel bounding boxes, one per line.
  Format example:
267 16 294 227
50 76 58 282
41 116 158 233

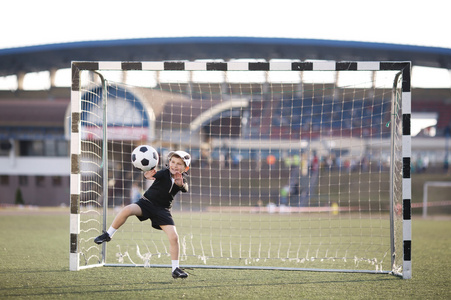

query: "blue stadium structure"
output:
1 37 451 75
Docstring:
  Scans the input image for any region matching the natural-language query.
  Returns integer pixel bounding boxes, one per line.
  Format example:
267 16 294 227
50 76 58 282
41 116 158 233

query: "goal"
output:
69 60 412 279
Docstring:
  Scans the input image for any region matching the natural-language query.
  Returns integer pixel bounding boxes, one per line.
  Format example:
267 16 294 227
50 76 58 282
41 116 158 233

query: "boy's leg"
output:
111 203 142 229
94 204 142 244
160 225 179 262
161 225 188 278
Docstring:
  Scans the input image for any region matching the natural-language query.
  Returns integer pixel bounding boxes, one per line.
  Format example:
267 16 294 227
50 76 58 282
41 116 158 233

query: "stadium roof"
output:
1 37 451 76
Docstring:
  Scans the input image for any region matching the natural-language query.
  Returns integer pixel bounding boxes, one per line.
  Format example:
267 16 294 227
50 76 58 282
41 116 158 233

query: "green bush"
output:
15 188 24 205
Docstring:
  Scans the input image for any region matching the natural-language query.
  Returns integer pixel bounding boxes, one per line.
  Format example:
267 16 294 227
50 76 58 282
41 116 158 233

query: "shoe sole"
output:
94 238 110 244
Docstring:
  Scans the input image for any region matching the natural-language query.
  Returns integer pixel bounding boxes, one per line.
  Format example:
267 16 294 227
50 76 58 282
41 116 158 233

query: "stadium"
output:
0 36 451 298
0 37 450 206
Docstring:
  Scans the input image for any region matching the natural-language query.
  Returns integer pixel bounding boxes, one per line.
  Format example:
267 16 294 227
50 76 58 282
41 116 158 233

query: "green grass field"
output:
0 208 450 299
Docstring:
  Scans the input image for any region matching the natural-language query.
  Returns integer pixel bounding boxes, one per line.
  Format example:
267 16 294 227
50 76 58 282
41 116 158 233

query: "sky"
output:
1 0 450 50
1 0 450 91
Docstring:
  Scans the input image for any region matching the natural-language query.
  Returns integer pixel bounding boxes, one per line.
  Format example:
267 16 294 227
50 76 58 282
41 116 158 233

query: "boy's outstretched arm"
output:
144 169 157 180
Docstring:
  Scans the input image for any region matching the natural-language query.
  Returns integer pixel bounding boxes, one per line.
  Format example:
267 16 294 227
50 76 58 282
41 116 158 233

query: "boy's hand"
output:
173 171 184 186
144 169 157 180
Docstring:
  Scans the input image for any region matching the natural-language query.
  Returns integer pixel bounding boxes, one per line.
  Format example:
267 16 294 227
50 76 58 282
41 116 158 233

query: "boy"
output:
94 150 191 279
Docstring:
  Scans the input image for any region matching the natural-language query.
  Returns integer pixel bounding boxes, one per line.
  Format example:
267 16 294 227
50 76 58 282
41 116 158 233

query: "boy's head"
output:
168 151 191 172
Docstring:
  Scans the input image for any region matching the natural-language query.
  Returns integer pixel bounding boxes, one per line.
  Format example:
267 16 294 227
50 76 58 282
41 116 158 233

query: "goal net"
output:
69 60 412 279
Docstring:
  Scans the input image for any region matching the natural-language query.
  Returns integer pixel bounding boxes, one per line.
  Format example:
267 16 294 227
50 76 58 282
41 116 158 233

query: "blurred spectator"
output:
130 183 142 204
279 185 290 206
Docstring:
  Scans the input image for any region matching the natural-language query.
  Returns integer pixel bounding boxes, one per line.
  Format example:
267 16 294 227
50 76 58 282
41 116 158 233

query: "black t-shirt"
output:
143 168 188 208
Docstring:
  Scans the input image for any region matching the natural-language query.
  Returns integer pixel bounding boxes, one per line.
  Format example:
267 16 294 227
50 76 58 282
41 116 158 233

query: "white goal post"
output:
69 60 412 279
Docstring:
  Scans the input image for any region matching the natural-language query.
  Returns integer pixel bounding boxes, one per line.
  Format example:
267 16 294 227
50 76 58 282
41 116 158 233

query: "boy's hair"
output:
168 151 191 169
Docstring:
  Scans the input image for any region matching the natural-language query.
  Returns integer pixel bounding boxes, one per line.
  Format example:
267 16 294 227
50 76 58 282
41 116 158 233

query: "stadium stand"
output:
0 37 450 206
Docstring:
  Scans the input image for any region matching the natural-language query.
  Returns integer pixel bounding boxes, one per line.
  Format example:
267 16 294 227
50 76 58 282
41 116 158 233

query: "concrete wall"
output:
0 157 70 206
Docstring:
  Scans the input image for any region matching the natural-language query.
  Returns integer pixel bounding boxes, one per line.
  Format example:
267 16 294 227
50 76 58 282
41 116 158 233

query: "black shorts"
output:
135 198 174 230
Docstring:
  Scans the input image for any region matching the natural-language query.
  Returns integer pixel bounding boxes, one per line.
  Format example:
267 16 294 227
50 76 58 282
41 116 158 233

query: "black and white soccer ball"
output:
131 145 159 171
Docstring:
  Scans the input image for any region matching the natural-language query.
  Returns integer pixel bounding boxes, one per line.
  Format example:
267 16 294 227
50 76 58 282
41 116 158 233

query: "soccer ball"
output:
131 145 159 171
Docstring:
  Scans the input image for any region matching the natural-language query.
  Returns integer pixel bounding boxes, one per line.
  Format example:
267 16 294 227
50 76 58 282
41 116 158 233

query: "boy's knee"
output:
165 229 179 243
122 204 140 216
120 206 132 216
169 232 179 243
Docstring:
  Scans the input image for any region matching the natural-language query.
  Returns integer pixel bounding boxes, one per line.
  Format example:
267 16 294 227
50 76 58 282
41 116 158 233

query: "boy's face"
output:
168 156 187 175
